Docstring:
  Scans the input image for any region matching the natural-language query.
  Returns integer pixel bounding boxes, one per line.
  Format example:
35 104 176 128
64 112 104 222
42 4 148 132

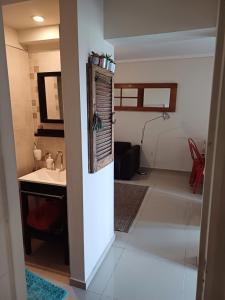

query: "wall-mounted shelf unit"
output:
35 129 64 138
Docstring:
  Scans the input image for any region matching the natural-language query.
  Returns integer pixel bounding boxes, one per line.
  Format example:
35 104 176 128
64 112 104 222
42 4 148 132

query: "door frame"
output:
0 6 26 299
196 0 225 298
0 0 225 299
0 0 87 296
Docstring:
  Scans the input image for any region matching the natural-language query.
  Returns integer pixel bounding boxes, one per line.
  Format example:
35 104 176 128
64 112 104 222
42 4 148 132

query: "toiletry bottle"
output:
46 154 54 170
33 143 42 161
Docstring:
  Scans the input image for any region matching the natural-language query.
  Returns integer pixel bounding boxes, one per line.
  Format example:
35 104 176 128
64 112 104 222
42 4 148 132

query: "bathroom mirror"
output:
37 72 64 123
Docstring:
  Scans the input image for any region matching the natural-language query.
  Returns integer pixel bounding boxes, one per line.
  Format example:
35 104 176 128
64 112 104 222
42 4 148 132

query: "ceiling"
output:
2 2 216 61
2 0 59 30
108 29 216 61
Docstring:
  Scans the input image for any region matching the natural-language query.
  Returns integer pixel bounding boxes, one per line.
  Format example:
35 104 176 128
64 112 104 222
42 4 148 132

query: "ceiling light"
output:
32 16 45 23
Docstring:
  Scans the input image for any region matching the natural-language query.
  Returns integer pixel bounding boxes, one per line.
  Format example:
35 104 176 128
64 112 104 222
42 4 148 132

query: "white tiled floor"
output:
30 169 202 300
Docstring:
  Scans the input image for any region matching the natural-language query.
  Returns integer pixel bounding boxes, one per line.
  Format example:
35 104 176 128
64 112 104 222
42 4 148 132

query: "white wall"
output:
60 0 114 286
60 0 85 284
114 57 214 172
4 25 23 49
104 0 219 39
5 27 34 177
77 0 114 282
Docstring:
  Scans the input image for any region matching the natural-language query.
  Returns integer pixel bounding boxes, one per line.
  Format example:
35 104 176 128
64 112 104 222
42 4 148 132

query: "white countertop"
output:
18 168 66 187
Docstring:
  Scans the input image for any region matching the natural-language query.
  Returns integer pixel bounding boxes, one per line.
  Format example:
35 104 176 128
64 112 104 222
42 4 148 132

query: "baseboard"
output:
140 166 190 173
70 277 86 289
70 233 116 290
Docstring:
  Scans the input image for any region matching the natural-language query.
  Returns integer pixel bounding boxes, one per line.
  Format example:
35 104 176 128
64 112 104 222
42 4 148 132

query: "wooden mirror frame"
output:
37 72 64 123
114 83 177 112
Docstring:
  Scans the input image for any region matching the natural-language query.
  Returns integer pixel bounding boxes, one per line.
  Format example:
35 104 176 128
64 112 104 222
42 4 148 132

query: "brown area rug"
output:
114 183 148 233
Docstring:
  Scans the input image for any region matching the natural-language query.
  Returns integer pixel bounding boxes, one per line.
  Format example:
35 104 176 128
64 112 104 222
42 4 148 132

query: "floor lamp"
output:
138 111 170 175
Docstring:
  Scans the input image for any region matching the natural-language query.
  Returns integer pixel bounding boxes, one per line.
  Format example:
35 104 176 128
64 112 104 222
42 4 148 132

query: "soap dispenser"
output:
46 153 54 170
33 143 42 161
33 142 42 171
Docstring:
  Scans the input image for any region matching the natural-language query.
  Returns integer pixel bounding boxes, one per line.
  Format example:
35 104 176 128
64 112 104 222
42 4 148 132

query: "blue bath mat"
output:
26 270 68 300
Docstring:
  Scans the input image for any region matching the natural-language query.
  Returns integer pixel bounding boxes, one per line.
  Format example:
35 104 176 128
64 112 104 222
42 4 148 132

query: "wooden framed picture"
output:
114 83 177 112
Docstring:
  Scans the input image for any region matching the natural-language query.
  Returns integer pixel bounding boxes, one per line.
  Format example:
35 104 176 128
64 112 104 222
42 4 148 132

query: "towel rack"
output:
20 190 65 200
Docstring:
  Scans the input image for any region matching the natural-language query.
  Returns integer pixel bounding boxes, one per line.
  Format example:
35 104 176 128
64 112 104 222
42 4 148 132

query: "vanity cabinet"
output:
19 180 69 265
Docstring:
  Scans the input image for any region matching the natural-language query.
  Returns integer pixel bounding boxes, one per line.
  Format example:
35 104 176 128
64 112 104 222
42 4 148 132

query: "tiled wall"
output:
6 45 35 177
34 137 66 169
6 42 66 174
28 49 66 168
28 49 63 132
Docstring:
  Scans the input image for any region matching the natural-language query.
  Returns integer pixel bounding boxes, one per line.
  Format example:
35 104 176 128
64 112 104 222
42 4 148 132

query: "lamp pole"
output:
138 111 170 175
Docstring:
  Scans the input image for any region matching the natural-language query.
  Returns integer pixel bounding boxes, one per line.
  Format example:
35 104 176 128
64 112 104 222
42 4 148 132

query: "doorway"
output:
0 0 223 300
2 0 70 277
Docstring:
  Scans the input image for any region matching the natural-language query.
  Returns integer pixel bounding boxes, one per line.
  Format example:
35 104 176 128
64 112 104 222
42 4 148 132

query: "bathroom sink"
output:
18 168 66 186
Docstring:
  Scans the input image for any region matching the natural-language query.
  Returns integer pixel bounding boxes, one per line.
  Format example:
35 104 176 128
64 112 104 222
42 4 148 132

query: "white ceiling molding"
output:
116 53 215 64
107 29 216 61
107 28 216 46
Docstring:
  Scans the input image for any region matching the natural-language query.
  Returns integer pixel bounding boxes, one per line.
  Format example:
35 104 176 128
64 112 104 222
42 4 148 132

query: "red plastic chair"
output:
188 138 205 193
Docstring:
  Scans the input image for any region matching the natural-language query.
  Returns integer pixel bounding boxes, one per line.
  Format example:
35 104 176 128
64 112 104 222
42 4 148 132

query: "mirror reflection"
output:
45 76 63 120
143 88 170 108
37 72 63 123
